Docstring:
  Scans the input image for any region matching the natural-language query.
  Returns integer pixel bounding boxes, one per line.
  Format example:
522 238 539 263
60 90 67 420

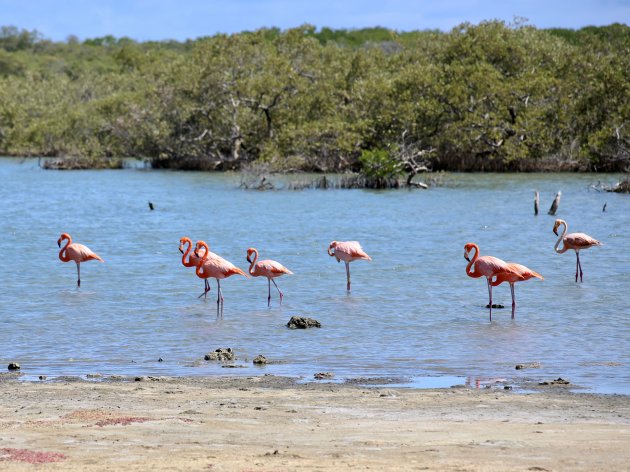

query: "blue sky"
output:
1 0 628 41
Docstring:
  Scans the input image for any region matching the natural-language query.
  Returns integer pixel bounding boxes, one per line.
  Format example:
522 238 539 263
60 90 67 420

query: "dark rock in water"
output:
539 377 570 386
158 358 163 362
253 355 268 365
221 364 246 368
287 316 321 329
314 372 334 380
515 362 541 370
39 375 47 381
504 385 513 390
7 363 20 371
485 304 505 309
205 348 235 361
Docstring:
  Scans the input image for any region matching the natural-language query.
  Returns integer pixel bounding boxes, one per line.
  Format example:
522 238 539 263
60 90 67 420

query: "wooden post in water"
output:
534 191 539 215
548 191 561 215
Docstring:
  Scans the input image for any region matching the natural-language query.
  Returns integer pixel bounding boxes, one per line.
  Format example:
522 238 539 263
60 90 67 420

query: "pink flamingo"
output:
246 247 293 306
194 240 248 309
179 237 209 296
327 240 371 291
491 263 544 318
464 242 513 320
553 219 602 282
57 233 104 287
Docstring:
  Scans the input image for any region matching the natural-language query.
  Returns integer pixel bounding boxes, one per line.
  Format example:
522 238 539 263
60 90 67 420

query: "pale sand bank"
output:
1 375 629 471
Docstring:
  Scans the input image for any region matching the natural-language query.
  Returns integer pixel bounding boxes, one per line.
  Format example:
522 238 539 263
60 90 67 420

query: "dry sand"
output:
1 374 629 471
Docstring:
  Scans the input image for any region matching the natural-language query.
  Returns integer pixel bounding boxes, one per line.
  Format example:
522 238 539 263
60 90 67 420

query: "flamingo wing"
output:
201 252 248 278
566 232 601 249
336 241 372 260
67 243 104 263
475 255 509 277
258 260 293 276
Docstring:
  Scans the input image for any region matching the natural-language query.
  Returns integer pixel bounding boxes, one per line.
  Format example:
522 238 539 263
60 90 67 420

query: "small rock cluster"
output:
539 377 570 386
253 355 267 365
287 316 321 329
314 372 334 380
204 348 235 361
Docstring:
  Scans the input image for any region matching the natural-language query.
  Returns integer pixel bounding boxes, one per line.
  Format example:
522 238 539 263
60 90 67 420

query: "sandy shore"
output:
1 375 629 471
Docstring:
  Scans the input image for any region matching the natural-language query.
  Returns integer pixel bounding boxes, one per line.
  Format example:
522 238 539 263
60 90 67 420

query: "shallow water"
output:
1 158 629 393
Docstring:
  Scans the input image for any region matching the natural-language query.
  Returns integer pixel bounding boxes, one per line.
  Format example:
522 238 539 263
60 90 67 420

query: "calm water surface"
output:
1 159 629 393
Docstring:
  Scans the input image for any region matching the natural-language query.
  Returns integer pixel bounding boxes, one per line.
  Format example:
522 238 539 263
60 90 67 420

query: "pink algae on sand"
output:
95 416 151 427
0 447 67 464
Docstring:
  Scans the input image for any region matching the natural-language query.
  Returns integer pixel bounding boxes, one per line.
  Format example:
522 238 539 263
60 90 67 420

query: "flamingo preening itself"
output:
491 263 543 318
553 219 602 282
246 247 293 306
327 241 371 292
57 233 104 288
194 240 248 311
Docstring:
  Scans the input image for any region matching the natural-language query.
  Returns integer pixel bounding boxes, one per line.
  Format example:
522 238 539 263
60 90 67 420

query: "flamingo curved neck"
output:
181 240 194 267
466 244 479 277
58 237 71 262
554 222 568 254
248 250 258 275
195 242 210 277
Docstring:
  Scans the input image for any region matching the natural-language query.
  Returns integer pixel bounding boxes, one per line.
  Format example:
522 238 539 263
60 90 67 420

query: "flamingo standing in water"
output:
57 233 104 288
464 242 513 320
553 219 602 282
327 240 371 292
194 240 248 310
179 237 209 297
246 247 293 306
491 263 544 318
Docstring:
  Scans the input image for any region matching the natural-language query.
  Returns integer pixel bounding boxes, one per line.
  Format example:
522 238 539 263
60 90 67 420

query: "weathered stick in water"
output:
534 191 539 215
548 191 561 215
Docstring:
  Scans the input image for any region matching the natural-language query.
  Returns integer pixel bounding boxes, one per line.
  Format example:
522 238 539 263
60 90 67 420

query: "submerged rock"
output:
539 377 570 386
204 348 235 361
314 372 334 380
485 304 505 309
287 316 321 329
7 363 20 371
253 355 268 365
515 362 541 370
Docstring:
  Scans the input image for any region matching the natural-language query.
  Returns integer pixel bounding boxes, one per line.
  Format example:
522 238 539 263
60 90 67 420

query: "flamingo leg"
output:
267 278 271 307
272 278 283 305
216 279 224 306
76 262 81 288
510 283 516 319
216 280 224 317
577 252 584 282
486 278 493 321
345 262 351 291
574 252 579 282
198 279 211 299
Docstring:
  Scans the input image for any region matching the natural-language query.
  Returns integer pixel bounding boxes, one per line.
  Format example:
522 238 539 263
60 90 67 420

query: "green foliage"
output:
0 22 629 171
359 148 403 179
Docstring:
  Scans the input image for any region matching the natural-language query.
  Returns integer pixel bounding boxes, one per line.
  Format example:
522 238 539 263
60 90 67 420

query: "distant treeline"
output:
1 22 629 173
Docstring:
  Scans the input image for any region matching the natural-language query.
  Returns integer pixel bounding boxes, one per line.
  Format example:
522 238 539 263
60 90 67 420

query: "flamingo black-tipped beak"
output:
179 247 184 254
464 253 470 262
246 255 251 263
553 227 558 236
194 250 199 257
57 240 61 248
